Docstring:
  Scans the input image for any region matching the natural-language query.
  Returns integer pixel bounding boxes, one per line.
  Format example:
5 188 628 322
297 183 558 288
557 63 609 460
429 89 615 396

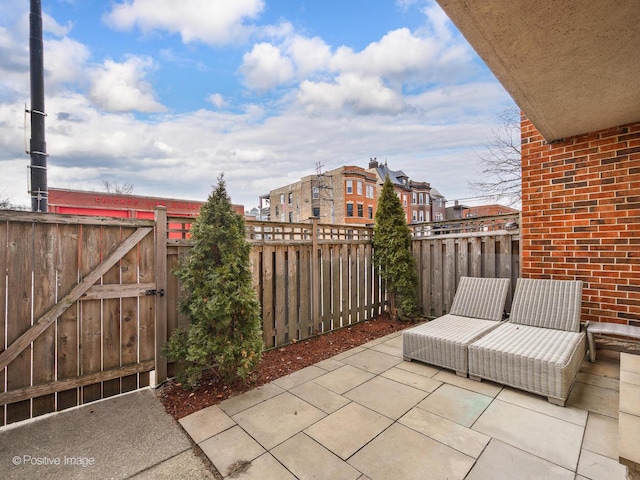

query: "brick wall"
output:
521 116 640 326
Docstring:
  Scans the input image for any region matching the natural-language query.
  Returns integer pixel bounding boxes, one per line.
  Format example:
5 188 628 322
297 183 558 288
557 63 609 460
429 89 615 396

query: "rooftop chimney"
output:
368 157 378 169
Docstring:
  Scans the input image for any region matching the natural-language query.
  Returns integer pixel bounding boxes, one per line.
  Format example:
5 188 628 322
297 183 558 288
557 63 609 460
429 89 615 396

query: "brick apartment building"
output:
266 160 444 225
268 165 378 225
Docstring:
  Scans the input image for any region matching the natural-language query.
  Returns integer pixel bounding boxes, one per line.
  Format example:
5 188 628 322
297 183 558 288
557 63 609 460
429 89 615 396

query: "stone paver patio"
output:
179 330 629 480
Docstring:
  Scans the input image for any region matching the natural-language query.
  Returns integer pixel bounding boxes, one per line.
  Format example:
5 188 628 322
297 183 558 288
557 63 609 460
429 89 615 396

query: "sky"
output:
0 0 515 210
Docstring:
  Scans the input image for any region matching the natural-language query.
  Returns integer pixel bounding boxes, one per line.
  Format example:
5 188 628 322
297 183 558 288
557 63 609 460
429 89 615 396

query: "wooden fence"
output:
0 209 519 426
0 210 161 427
167 219 384 356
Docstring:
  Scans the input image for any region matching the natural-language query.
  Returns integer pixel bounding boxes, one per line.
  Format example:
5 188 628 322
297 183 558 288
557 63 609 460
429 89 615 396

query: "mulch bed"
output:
158 314 414 420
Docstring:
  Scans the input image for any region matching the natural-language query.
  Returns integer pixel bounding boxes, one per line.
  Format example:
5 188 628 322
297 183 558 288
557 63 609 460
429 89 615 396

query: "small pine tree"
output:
164 174 263 387
373 176 418 320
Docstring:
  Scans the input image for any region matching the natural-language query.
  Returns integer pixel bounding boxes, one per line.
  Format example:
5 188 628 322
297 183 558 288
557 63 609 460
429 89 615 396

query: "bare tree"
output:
103 180 134 195
469 106 522 206
0 195 28 210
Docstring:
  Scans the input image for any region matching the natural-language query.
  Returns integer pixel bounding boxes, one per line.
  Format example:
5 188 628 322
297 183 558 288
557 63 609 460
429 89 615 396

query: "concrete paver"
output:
272 433 361 480
312 364 375 394
348 423 475 480
577 449 629 480
568 381 619 418
289 381 351 414
417 383 493 427
583 412 620 459
341 349 402 374
380 366 442 392
199 425 265 477
399 407 490 458
179 404 235 443
304 402 392 460
472 399 584 471
232 392 325 450
344 375 427 420
465 439 574 480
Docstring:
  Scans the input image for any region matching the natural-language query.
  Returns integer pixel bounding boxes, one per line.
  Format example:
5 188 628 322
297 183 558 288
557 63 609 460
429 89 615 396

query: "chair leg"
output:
587 331 596 362
469 375 481 382
455 370 467 378
403 356 412 362
547 396 565 407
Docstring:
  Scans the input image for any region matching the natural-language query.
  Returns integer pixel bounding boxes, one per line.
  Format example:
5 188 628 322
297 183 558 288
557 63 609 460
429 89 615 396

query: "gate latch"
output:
145 289 165 297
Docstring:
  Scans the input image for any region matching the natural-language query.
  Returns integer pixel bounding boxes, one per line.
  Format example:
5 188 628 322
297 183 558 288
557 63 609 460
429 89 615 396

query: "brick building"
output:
268 165 378 225
268 161 440 225
437 0 640 328
463 204 519 218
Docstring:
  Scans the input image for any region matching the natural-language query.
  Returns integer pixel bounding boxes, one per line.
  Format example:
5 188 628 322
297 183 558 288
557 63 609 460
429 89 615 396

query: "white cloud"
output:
104 0 265 45
44 37 91 91
286 35 331 77
240 42 294 92
88 56 166 112
207 93 227 109
298 73 405 114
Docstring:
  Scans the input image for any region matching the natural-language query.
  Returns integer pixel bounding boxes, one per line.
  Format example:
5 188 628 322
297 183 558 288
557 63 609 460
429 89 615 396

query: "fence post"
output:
154 207 168 384
311 217 321 333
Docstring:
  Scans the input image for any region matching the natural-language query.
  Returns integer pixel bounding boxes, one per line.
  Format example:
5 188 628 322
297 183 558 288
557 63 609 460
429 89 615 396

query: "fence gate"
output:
0 211 165 427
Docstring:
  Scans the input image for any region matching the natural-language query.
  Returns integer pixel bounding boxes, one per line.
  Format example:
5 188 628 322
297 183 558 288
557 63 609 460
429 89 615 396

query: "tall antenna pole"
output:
29 0 47 212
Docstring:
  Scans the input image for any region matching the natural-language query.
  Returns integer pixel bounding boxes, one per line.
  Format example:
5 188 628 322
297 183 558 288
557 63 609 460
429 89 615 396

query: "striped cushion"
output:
468 322 586 401
403 315 504 373
509 278 583 332
449 276 511 321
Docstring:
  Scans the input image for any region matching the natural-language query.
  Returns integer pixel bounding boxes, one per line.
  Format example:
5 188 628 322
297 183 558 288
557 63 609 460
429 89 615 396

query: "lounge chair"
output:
402 276 510 377
468 278 585 406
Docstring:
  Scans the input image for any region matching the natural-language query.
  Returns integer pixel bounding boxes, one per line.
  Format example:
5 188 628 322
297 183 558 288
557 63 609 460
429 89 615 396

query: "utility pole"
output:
29 0 47 212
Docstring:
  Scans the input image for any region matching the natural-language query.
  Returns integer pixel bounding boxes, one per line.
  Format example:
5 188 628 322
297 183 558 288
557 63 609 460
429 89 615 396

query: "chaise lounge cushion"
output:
468 278 585 404
403 314 506 375
402 276 510 375
468 322 586 402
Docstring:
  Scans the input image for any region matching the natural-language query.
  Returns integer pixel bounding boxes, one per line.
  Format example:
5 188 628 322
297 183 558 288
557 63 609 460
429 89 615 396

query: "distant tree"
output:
469 106 522 206
0 195 27 210
164 174 263 387
103 180 134 195
373 176 418 320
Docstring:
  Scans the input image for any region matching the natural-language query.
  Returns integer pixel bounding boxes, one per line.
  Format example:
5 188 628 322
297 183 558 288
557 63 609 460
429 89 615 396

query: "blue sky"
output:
0 0 515 210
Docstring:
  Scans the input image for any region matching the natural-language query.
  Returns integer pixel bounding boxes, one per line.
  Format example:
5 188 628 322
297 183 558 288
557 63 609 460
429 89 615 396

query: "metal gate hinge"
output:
145 289 164 296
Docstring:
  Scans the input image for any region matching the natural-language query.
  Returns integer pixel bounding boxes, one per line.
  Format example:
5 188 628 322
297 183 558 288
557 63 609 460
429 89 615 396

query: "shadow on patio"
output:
179 330 628 480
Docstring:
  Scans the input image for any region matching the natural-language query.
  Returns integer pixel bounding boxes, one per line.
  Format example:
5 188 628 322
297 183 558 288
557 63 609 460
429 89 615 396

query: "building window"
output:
368 206 373 219
288 193 292 204
275 206 280 216
412 211 417 222
289 211 293 222
357 181 363 195
280 193 285 204
312 207 320 217
435 212 443 221
418 193 424 204
312 187 320 199
357 204 363 217
419 211 424 222
403 194 407 207
346 180 353 194
366 185 374 199
346 203 354 217
412 193 417 204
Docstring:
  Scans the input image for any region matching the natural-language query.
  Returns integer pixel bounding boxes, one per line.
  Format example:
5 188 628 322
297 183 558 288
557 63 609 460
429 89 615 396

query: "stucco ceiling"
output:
437 0 640 141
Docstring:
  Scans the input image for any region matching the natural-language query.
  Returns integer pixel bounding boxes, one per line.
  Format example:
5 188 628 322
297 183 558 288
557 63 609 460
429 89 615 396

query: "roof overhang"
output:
436 0 640 141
